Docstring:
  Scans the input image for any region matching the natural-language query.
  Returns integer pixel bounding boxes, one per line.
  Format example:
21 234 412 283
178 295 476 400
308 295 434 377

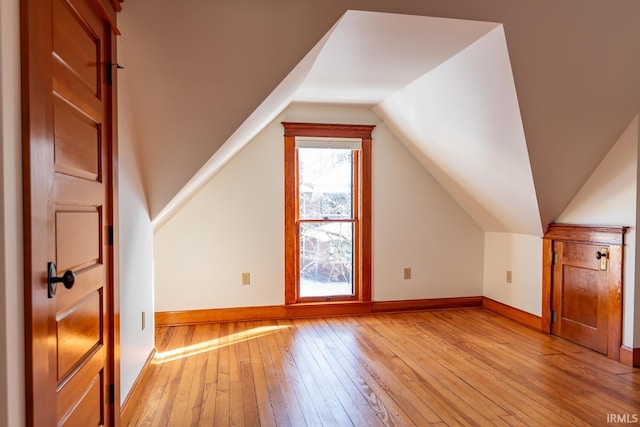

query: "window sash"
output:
296 147 359 301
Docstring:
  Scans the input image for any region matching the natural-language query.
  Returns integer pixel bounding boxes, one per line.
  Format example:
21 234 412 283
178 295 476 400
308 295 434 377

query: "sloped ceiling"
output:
119 1 640 234
374 25 541 235
292 12 497 104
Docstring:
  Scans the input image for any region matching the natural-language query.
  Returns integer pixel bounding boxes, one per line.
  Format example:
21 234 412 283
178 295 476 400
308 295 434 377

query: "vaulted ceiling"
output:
119 1 640 234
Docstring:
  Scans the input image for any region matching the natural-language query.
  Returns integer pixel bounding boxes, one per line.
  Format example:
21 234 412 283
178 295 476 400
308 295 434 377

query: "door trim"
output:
20 0 121 424
542 223 627 361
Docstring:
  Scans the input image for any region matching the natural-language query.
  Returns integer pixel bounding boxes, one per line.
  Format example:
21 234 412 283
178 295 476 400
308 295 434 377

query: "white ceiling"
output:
119 1 640 233
293 11 498 104
151 11 541 234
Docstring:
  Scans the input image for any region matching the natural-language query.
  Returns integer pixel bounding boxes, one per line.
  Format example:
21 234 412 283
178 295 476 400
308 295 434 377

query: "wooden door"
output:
21 0 119 425
543 224 625 362
551 241 610 353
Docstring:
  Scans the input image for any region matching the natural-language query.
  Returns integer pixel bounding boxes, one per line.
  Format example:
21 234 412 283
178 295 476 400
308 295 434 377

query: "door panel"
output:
57 355 105 426
53 96 101 181
56 210 101 270
551 241 609 354
56 291 102 381
60 376 103 427
52 0 101 96
562 242 600 270
562 265 598 327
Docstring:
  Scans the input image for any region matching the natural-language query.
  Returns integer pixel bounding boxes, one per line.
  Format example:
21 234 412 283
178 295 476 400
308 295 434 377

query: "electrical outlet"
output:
506 270 512 283
403 267 411 280
141 311 146 331
242 272 251 285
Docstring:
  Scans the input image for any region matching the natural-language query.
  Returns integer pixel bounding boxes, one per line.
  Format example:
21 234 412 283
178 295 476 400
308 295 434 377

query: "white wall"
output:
0 0 25 424
154 104 484 311
637 122 640 347
636 120 640 347
117 46 156 403
371 123 484 300
152 108 287 311
557 116 638 347
483 233 542 316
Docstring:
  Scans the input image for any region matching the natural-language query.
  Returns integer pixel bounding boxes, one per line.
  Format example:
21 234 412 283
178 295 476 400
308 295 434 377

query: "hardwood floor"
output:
126 309 640 426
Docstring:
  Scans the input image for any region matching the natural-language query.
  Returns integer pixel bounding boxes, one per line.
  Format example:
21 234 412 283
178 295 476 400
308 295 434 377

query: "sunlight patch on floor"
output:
152 324 290 364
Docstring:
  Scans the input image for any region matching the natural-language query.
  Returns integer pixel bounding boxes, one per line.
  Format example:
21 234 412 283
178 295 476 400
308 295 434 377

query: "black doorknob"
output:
47 262 76 298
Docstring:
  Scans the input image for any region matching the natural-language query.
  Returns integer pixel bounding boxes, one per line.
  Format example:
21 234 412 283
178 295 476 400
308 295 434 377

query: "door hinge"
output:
552 252 559 265
108 225 114 246
106 63 124 86
106 63 113 86
551 310 557 324
109 383 115 404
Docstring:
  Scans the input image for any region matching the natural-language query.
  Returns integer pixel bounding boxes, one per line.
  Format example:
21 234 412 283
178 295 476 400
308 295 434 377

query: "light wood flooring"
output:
127 309 640 426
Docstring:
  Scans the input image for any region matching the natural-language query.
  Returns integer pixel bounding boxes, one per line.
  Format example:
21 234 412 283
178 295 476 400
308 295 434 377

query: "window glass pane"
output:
298 148 353 220
299 222 353 297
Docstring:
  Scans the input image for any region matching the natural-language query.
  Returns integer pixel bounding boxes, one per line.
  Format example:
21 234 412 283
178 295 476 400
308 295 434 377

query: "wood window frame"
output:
283 122 374 305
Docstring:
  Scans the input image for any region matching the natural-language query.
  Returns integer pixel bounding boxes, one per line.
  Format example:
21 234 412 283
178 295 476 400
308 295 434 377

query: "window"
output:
283 122 374 304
